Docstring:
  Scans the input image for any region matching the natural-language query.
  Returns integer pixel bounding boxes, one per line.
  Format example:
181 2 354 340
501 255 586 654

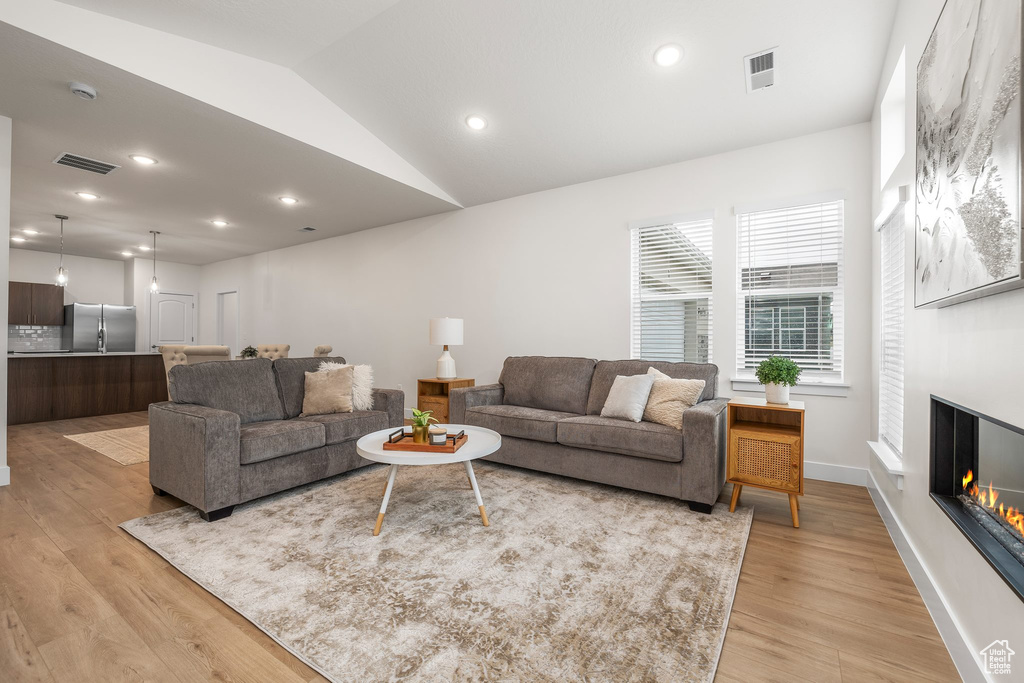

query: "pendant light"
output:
54 214 69 286
149 230 160 293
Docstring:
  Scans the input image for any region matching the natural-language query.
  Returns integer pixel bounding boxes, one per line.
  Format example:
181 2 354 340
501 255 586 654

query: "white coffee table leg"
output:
464 460 489 527
374 464 398 536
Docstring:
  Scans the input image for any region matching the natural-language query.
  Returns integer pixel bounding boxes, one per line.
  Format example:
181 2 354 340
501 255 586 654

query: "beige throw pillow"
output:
642 367 706 430
300 365 354 416
601 374 656 422
319 362 374 411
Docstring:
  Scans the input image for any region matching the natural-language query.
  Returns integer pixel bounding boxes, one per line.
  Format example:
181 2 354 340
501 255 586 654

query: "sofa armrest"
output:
678 397 730 505
449 384 504 424
371 388 405 428
148 402 241 513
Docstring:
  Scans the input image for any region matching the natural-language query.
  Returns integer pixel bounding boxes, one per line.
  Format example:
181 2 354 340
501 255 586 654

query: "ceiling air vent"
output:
299 226 316 232
53 152 120 175
745 48 776 92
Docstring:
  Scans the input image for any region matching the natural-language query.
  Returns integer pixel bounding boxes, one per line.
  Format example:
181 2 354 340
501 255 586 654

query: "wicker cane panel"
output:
730 432 800 491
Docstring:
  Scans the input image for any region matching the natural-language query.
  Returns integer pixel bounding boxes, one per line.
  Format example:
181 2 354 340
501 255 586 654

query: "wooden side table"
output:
417 378 475 423
726 397 805 527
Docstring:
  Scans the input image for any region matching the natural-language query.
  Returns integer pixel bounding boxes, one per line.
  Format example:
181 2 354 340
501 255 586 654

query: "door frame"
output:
215 290 240 356
146 290 198 352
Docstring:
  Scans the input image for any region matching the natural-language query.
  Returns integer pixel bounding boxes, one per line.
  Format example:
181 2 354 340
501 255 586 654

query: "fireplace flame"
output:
962 469 1024 538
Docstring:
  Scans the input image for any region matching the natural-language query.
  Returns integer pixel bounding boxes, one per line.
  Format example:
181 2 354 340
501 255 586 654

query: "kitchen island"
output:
7 352 166 425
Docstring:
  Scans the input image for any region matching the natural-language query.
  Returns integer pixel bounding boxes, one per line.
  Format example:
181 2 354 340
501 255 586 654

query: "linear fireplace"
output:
930 396 1024 601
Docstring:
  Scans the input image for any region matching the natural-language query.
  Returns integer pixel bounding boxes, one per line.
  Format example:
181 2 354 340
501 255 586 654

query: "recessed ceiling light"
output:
211 219 228 227
138 245 151 251
76 191 99 200
465 115 487 131
121 251 133 257
22 228 38 235
11 236 26 242
654 44 683 67
129 154 158 165
278 196 298 205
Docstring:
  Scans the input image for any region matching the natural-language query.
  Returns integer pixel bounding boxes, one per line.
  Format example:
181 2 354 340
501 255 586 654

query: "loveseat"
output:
450 356 727 511
149 356 403 520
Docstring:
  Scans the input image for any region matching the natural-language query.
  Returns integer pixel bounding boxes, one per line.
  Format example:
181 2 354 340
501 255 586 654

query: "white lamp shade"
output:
429 317 464 346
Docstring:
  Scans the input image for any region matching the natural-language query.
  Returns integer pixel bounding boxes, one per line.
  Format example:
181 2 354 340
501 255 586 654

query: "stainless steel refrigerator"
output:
61 304 137 353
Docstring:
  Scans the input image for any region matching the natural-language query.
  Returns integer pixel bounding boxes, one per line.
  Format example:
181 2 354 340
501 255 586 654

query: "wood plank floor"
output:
2 413 959 682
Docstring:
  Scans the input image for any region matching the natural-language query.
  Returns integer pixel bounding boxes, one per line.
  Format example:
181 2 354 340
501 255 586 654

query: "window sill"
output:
730 378 850 398
867 440 904 491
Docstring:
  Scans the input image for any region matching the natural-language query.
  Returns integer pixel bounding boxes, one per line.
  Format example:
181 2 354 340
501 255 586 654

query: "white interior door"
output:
150 293 194 350
217 291 239 357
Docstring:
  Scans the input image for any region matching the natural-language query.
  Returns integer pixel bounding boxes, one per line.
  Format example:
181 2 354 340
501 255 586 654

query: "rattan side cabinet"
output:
726 397 805 527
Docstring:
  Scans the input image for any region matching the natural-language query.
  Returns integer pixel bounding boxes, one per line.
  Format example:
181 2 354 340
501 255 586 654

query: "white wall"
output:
8 248 125 305
1 115 11 486
131 258 201 352
869 0 1024 677
199 123 873 475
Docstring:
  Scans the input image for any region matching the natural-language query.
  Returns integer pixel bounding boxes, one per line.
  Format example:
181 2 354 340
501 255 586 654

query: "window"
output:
737 199 844 382
879 207 905 456
630 215 713 363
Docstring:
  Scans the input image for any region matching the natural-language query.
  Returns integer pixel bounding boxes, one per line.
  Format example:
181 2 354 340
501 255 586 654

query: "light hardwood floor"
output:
2 413 959 682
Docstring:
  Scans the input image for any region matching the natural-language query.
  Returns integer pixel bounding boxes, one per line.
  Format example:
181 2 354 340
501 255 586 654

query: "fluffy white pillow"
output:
642 367 706 429
319 362 374 411
601 374 655 422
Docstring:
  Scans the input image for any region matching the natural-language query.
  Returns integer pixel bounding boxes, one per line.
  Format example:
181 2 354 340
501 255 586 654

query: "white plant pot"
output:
764 382 790 404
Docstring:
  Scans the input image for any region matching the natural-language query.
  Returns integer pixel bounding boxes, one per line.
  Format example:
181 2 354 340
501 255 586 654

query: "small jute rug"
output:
65 425 149 465
122 462 752 682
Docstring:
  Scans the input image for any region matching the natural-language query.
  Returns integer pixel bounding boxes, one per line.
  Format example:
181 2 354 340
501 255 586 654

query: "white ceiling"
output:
5 0 899 262
295 0 899 206
53 0 401 68
0 22 455 265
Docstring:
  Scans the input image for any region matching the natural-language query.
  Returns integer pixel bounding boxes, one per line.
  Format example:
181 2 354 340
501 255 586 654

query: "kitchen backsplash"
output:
8 325 63 352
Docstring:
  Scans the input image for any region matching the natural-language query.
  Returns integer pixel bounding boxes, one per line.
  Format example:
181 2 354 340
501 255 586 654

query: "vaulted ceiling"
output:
2 0 898 264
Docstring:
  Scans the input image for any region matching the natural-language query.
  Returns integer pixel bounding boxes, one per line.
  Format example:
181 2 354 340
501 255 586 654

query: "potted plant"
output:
240 345 258 359
755 355 801 404
409 408 439 444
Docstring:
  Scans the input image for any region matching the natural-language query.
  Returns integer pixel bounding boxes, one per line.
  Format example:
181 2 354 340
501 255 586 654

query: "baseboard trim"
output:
804 460 867 486
867 469 987 683
0 465 9 487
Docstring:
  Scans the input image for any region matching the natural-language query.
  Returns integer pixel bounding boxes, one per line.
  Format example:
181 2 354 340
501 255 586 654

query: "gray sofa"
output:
450 356 727 512
149 356 403 521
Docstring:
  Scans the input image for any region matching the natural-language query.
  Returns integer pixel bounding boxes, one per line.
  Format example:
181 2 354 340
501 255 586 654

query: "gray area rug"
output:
121 462 752 682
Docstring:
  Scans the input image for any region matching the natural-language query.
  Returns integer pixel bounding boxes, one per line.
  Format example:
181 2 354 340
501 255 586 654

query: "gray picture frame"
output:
915 0 1024 308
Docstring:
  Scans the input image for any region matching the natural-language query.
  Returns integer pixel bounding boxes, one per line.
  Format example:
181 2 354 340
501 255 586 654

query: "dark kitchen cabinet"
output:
7 281 65 325
8 281 32 325
31 283 65 325
8 354 168 425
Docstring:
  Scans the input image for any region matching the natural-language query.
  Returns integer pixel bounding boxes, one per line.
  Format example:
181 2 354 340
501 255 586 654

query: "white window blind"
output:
737 200 844 381
630 217 713 363
879 207 905 457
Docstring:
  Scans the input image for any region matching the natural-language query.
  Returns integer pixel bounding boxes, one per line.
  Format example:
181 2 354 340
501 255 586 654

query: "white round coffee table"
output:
355 424 501 536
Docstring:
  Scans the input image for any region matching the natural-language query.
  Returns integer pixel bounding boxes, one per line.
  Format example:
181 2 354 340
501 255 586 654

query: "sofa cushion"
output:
295 410 389 445
169 358 285 423
272 356 347 418
585 360 718 415
499 356 596 414
239 419 326 465
556 415 683 463
465 404 581 443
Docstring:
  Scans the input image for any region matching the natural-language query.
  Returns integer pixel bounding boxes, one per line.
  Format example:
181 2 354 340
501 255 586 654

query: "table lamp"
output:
429 317 463 379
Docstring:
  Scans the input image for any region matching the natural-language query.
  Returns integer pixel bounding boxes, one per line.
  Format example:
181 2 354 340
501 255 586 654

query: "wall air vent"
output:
53 152 120 175
299 226 316 232
745 48 776 92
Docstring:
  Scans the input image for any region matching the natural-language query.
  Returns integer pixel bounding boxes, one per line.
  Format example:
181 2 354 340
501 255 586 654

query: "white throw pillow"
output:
642 367 706 430
319 362 374 411
600 374 655 422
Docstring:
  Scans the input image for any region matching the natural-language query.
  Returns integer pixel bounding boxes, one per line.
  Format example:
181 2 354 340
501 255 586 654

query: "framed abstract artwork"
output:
916 0 1023 308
